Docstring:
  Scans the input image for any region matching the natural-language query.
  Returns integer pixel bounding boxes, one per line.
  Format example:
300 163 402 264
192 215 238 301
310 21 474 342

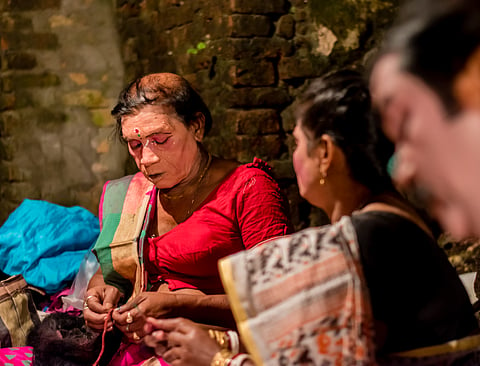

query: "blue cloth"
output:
0 199 100 293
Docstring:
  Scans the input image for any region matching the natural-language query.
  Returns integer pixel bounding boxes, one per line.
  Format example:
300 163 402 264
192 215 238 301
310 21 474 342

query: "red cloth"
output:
144 159 293 293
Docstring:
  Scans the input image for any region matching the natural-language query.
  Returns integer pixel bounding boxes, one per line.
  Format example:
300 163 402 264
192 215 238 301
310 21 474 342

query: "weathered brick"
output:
91 108 114 127
162 1 202 29
195 14 227 41
145 55 177 74
230 0 288 14
278 55 328 80
276 14 295 39
236 134 283 162
285 133 296 157
5 51 36 70
293 7 308 22
289 0 309 8
182 53 214 75
167 24 191 51
35 108 67 126
2 32 58 50
283 185 303 229
0 93 15 111
0 111 20 136
13 90 33 109
228 60 275 86
226 108 280 135
6 0 61 11
281 99 302 132
63 89 107 108
2 182 40 201
0 200 23 225
123 17 149 39
224 87 291 108
203 135 238 160
0 14 33 32
227 15 273 37
268 159 296 180
1 76 13 93
211 37 292 60
3 161 30 181
12 73 60 88
0 136 15 160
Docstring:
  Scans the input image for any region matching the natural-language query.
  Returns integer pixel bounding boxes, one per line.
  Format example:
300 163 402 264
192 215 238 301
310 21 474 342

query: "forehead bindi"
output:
121 111 177 140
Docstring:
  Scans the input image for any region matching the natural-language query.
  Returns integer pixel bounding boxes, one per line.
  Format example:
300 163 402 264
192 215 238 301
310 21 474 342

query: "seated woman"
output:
143 70 479 365
82 73 294 364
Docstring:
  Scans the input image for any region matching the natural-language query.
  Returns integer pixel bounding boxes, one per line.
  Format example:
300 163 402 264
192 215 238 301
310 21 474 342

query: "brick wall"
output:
115 0 399 228
0 0 398 228
0 0 127 223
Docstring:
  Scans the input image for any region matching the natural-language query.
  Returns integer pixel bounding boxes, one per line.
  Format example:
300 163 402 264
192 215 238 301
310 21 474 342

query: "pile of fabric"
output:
0 199 101 364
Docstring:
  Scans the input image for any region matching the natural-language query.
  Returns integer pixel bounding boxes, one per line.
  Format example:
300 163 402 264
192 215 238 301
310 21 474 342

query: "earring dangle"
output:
319 172 327 185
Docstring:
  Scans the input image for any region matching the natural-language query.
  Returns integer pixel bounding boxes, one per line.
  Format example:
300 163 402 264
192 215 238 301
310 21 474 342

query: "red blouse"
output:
144 159 294 294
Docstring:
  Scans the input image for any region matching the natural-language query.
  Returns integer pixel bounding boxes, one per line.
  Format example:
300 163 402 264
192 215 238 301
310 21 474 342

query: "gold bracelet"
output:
210 349 233 366
208 329 228 349
208 329 235 350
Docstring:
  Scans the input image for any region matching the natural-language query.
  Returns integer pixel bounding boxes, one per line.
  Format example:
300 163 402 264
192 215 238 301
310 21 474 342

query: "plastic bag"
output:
62 249 100 310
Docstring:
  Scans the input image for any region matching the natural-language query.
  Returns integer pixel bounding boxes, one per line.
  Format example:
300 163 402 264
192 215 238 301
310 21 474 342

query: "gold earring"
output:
319 172 327 185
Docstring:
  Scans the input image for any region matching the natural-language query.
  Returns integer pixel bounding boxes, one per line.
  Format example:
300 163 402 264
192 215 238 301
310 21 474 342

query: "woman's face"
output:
292 122 324 207
121 104 201 189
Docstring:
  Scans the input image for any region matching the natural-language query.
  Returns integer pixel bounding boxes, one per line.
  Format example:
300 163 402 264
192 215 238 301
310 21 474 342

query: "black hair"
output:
298 69 394 194
27 312 121 366
382 0 480 115
112 73 213 139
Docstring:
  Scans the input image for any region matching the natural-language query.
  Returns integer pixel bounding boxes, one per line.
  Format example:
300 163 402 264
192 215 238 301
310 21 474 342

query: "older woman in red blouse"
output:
82 73 293 364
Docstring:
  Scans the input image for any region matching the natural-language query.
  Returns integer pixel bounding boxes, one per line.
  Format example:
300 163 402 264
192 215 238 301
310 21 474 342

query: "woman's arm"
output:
236 169 294 249
144 317 256 366
112 291 236 341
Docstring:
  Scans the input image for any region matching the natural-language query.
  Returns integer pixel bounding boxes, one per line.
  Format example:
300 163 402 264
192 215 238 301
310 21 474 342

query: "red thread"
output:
93 308 114 366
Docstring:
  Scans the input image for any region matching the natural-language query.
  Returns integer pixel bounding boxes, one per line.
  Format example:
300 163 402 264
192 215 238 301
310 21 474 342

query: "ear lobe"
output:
191 113 206 141
316 135 334 171
454 46 480 110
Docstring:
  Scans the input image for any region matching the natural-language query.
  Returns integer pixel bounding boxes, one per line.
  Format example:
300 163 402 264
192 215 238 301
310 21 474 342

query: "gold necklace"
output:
159 152 212 200
186 152 212 218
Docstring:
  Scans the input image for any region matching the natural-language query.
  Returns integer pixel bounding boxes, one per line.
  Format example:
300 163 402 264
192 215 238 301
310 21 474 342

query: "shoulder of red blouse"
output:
245 157 273 176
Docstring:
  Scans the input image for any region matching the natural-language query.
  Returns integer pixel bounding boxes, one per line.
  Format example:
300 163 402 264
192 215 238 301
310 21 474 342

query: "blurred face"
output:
371 53 480 238
292 123 324 207
121 104 201 189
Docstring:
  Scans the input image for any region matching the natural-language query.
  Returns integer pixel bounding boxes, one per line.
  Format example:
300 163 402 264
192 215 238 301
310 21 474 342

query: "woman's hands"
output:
143 317 220 366
112 291 180 341
83 284 122 332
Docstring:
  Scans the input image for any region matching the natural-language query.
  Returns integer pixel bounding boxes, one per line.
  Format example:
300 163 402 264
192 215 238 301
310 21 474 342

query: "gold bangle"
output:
208 329 230 350
209 330 224 346
210 349 233 366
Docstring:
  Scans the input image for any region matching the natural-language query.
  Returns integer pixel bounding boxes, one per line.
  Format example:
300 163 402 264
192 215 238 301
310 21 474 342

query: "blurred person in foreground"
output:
370 0 480 240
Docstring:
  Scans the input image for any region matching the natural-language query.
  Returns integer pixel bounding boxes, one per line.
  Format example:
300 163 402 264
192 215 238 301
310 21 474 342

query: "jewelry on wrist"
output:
225 330 240 354
210 349 233 366
208 329 240 353
230 353 253 366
